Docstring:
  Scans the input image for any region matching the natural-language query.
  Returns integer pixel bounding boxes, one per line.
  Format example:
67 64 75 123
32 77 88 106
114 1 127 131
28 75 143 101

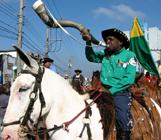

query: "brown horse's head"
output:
91 71 101 88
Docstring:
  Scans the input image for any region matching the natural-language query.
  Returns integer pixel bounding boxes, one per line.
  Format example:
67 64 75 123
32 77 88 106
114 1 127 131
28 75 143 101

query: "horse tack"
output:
143 97 161 140
1 67 47 139
90 90 158 140
130 99 154 140
135 75 161 106
89 71 161 140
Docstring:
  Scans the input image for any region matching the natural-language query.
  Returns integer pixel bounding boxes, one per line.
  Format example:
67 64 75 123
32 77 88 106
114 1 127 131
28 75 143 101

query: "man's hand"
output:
81 29 92 42
82 33 92 42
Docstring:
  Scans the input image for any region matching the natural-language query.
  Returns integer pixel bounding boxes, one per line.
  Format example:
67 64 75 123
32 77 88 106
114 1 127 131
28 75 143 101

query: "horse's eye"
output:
19 87 30 92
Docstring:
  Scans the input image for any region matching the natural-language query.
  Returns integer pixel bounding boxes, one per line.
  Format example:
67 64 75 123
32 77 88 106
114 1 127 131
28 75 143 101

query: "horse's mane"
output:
92 70 100 79
135 72 144 83
90 70 115 139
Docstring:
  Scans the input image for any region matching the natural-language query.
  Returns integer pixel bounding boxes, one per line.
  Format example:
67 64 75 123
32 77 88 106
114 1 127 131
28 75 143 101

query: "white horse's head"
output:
1 47 49 139
1 47 103 140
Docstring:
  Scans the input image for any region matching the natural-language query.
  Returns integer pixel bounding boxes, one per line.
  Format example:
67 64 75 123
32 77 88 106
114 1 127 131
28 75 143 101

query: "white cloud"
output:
93 4 146 21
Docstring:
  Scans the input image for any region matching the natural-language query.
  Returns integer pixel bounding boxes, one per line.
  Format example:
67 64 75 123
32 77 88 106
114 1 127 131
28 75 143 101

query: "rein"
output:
1 66 45 137
1 66 103 137
27 91 103 137
63 92 103 131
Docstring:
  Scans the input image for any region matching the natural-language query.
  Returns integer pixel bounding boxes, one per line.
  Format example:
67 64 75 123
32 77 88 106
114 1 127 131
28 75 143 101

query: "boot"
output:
117 130 131 140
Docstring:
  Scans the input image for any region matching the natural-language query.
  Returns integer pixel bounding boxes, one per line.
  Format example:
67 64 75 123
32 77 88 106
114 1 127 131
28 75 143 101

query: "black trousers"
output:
113 90 133 131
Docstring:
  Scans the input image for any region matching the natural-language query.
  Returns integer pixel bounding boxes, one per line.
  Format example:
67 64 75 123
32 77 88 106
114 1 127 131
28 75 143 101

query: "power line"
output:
50 0 62 19
0 34 17 40
24 18 44 42
0 0 18 13
0 19 17 31
0 9 17 21
22 42 44 56
0 4 18 17
0 25 18 36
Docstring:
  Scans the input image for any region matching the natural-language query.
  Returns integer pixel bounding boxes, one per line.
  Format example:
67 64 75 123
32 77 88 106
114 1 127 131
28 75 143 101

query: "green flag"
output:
129 17 159 76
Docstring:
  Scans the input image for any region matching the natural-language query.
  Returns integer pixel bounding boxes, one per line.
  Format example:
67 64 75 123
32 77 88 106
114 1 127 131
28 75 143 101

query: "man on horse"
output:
72 69 85 94
82 28 137 140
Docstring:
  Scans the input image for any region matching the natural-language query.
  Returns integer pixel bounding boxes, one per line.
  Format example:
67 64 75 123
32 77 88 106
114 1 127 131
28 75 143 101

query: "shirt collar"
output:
113 47 125 55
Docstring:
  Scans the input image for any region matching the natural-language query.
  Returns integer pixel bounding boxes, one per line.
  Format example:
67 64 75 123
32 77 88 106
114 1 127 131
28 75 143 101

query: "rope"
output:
63 92 103 131
46 6 84 46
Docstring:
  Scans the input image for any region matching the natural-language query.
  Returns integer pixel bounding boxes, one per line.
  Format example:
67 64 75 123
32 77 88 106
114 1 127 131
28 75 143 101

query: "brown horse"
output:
130 73 161 107
87 71 161 140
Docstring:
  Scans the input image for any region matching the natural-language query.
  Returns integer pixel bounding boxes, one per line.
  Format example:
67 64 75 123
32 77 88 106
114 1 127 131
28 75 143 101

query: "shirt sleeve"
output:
85 42 104 63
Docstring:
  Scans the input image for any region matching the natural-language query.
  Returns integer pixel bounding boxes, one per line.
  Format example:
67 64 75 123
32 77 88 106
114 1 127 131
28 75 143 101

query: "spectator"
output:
144 71 152 82
72 69 85 93
42 57 54 69
64 74 71 84
0 92 10 136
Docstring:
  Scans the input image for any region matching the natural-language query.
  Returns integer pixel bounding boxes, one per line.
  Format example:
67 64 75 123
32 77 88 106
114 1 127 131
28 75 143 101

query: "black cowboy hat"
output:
101 28 129 49
74 69 82 73
42 57 54 63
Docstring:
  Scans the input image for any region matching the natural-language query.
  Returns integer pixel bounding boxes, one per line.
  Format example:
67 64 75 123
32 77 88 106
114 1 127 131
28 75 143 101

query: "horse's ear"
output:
13 46 32 67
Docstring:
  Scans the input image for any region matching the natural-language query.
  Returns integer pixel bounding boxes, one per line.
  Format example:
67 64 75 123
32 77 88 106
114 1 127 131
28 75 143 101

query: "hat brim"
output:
75 70 82 73
101 28 129 49
43 57 54 63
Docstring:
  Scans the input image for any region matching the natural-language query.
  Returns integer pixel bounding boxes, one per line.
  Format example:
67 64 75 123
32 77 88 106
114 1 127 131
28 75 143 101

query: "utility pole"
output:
17 0 24 74
68 59 72 78
45 27 50 57
45 28 62 57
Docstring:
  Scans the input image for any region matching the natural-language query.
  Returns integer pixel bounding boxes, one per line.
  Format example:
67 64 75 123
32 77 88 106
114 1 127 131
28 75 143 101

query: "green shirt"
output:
85 44 136 95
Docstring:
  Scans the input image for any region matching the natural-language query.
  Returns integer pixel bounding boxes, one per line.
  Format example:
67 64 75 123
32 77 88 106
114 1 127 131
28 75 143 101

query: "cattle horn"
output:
32 0 105 46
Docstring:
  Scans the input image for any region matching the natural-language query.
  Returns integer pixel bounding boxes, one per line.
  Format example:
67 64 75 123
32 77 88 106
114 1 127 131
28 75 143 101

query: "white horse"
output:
1 47 103 140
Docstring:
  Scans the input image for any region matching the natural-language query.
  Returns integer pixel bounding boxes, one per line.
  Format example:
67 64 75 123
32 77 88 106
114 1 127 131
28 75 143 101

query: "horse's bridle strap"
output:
20 67 45 128
2 120 20 127
1 67 45 132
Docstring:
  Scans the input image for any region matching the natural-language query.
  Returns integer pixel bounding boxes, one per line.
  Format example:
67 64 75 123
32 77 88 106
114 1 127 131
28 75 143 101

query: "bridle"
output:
1 66 46 137
1 66 104 138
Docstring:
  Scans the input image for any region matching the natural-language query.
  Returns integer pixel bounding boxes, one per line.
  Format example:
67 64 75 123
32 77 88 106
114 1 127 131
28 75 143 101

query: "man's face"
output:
75 71 81 75
44 62 53 68
105 36 123 51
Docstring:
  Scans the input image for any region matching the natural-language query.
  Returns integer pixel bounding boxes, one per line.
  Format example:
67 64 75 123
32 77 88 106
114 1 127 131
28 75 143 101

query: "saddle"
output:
90 90 161 140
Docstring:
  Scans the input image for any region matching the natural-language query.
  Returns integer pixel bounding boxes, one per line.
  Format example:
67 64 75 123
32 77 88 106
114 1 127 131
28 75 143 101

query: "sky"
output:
0 0 161 78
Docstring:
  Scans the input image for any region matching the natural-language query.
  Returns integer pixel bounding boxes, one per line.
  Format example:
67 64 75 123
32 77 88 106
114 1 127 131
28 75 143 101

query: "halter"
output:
1 66 104 138
1 66 46 137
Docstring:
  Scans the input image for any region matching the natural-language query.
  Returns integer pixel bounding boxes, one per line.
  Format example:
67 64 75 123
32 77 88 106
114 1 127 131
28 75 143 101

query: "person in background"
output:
158 65 161 78
0 91 10 136
42 57 55 70
144 71 152 82
82 28 137 140
64 74 69 80
159 65 161 88
72 69 85 93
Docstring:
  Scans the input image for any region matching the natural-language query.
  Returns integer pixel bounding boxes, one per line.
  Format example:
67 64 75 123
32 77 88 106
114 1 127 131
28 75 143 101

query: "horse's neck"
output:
42 70 85 125
92 78 101 90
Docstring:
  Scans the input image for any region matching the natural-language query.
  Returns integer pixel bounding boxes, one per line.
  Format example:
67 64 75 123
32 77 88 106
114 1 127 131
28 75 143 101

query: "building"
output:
0 50 16 84
148 27 161 65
